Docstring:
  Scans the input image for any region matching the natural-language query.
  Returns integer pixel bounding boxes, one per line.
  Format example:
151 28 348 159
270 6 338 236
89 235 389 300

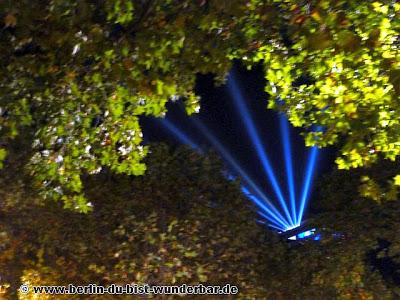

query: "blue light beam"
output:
227 72 294 226
158 118 201 152
268 224 286 231
297 145 319 225
279 114 297 225
192 117 291 229
160 116 290 229
227 173 287 230
257 210 286 231
242 186 289 230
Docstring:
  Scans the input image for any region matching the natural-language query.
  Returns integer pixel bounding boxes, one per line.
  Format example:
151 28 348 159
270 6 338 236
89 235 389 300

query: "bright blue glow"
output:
297 146 319 225
279 114 297 225
159 119 201 151
160 116 291 230
284 228 318 241
225 173 237 181
257 212 286 230
269 224 286 231
259 219 285 231
242 187 290 229
297 228 315 239
157 83 324 232
228 72 294 226
192 117 291 229
283 224 301 232
257 210 286 231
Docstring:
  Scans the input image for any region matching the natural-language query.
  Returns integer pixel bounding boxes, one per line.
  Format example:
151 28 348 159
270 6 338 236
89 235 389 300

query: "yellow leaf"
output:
344 103 357 115
311 10 322 23
4 13 17 27
394 175 400 186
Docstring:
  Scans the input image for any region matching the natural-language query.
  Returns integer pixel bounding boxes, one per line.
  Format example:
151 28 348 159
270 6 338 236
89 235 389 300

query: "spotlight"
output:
279 222 319 241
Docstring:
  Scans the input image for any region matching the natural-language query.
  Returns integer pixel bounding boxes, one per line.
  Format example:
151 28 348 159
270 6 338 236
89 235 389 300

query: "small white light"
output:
72 44 80 55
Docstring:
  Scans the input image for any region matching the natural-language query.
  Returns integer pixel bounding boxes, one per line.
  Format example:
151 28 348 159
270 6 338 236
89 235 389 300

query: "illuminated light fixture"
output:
279 222 317 241
313 234 321 241
283 225 300 232
192 117 291 229
297 229 315 239
279 113 297 225
227 72 294 226
287 229 317 241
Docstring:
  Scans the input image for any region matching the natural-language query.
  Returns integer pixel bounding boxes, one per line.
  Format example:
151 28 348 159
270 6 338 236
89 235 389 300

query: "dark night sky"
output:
141 62 336 208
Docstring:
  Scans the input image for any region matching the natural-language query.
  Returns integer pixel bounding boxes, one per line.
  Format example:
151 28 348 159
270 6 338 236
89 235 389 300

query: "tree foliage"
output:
0 144 270 298
258 159 400 299
0 144 399 298
0 0 254 209
1 0 398 208
252 0 400 173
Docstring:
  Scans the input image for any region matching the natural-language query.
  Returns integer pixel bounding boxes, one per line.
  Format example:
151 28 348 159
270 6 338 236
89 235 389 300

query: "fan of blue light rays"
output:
158 116 290 230
159 113 320 231
227 71 295 227
227 71 322 230
155 74 322 232
191 117 292 230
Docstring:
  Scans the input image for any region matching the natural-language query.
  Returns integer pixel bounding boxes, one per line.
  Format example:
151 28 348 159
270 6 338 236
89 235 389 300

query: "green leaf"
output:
0 148 7 168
